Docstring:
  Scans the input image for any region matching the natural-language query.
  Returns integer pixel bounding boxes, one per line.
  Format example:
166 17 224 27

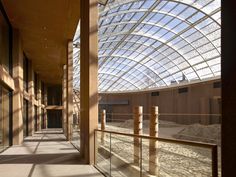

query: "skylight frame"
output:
73 0 221 92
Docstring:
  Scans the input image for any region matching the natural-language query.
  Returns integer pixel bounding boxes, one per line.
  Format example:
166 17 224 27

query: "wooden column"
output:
44 84 48 129
80 0 99 164
222 1 236 175
149 106 159 175
66 41 73 141
28 60 35 135
62 65 67 136
101 109 106 144
38 80 42 131
12 29 24 145
200 97 210 125
133 106 143 164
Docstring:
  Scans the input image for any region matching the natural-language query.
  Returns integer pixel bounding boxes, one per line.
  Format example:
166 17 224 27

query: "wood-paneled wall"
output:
100 79 221 124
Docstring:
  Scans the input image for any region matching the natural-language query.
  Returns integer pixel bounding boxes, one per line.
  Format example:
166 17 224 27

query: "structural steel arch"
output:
73 0 221 92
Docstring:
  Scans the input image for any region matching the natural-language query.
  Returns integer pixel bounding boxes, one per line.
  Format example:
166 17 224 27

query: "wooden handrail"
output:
95 129 218 177
95 129 217 149
101 113 221 116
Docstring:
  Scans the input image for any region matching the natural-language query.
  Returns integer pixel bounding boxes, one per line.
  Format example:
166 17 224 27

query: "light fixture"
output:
98 0 108 5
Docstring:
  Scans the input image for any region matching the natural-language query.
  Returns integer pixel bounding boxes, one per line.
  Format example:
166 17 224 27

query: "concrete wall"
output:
100 79 221 124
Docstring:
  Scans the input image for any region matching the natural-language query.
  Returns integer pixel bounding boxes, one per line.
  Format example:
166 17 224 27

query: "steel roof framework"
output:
73 0 221 92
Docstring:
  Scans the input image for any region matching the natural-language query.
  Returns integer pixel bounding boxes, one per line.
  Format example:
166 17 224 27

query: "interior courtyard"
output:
0 0 235 177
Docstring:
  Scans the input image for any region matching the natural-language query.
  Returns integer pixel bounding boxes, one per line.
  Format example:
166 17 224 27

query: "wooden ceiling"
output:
2 0 80 84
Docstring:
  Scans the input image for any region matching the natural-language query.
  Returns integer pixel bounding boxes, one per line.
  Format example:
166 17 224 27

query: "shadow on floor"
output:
0 129 103 177
0 153 85 164
34 132 64 135
24 139 66 142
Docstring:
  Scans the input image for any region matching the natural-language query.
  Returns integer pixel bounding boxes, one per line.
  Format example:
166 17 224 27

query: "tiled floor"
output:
0 129 103 177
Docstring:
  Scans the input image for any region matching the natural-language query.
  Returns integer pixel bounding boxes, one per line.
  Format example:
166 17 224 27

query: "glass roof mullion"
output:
99 72 140 90
100 58 155 86
134 10 220 79
99 0 162 71
100 33 197 79
100 54 164 83
154 54 220 82
97 11 219 85
73 0 221 92
173 28 220 76
101 55 158 84
101 43 180 83
101 0 220 26
99 9 220 55
124 32 202 80
99 77 133 91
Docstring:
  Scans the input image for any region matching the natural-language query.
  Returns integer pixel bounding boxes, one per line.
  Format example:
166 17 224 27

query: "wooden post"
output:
200 97 210 125
101 109 106 144
149 106 159 175
80 0 99 164
62 65 67 135
28 60 35 135
67 41 73 141
38 80 42 131
212 145 218 177
44 84 48 129
133 106 143 164
12 29 24 145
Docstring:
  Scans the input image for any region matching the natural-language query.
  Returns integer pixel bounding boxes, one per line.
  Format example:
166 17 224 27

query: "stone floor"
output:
0 129 103 177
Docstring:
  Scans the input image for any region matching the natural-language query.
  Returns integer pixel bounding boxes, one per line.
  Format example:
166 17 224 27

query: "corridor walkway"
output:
0 129 103 177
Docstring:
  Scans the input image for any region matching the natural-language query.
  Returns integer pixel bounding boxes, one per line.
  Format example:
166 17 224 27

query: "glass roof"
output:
73 0 221 92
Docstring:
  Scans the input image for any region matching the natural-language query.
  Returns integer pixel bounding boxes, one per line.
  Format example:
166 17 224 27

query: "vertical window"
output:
0 10 10 73
34 106 37 131
47 85 62 105
47 110 62 128
34 73 38 99
23 99 28 137
41 108 44 129
23 55 29 92
0 3 12 150
0 86 10 151
41 82 44 104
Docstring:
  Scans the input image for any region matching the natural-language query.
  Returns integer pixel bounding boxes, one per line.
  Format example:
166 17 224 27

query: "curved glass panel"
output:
73 0 221 92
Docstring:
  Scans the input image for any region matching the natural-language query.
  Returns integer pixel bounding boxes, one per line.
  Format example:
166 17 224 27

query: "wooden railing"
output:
95 129 218 177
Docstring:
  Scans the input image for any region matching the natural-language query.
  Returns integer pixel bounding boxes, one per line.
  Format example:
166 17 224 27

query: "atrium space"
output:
0 0 235 177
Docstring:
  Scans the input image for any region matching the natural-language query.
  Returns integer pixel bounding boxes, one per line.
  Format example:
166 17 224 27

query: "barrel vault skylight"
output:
73 0 221 92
